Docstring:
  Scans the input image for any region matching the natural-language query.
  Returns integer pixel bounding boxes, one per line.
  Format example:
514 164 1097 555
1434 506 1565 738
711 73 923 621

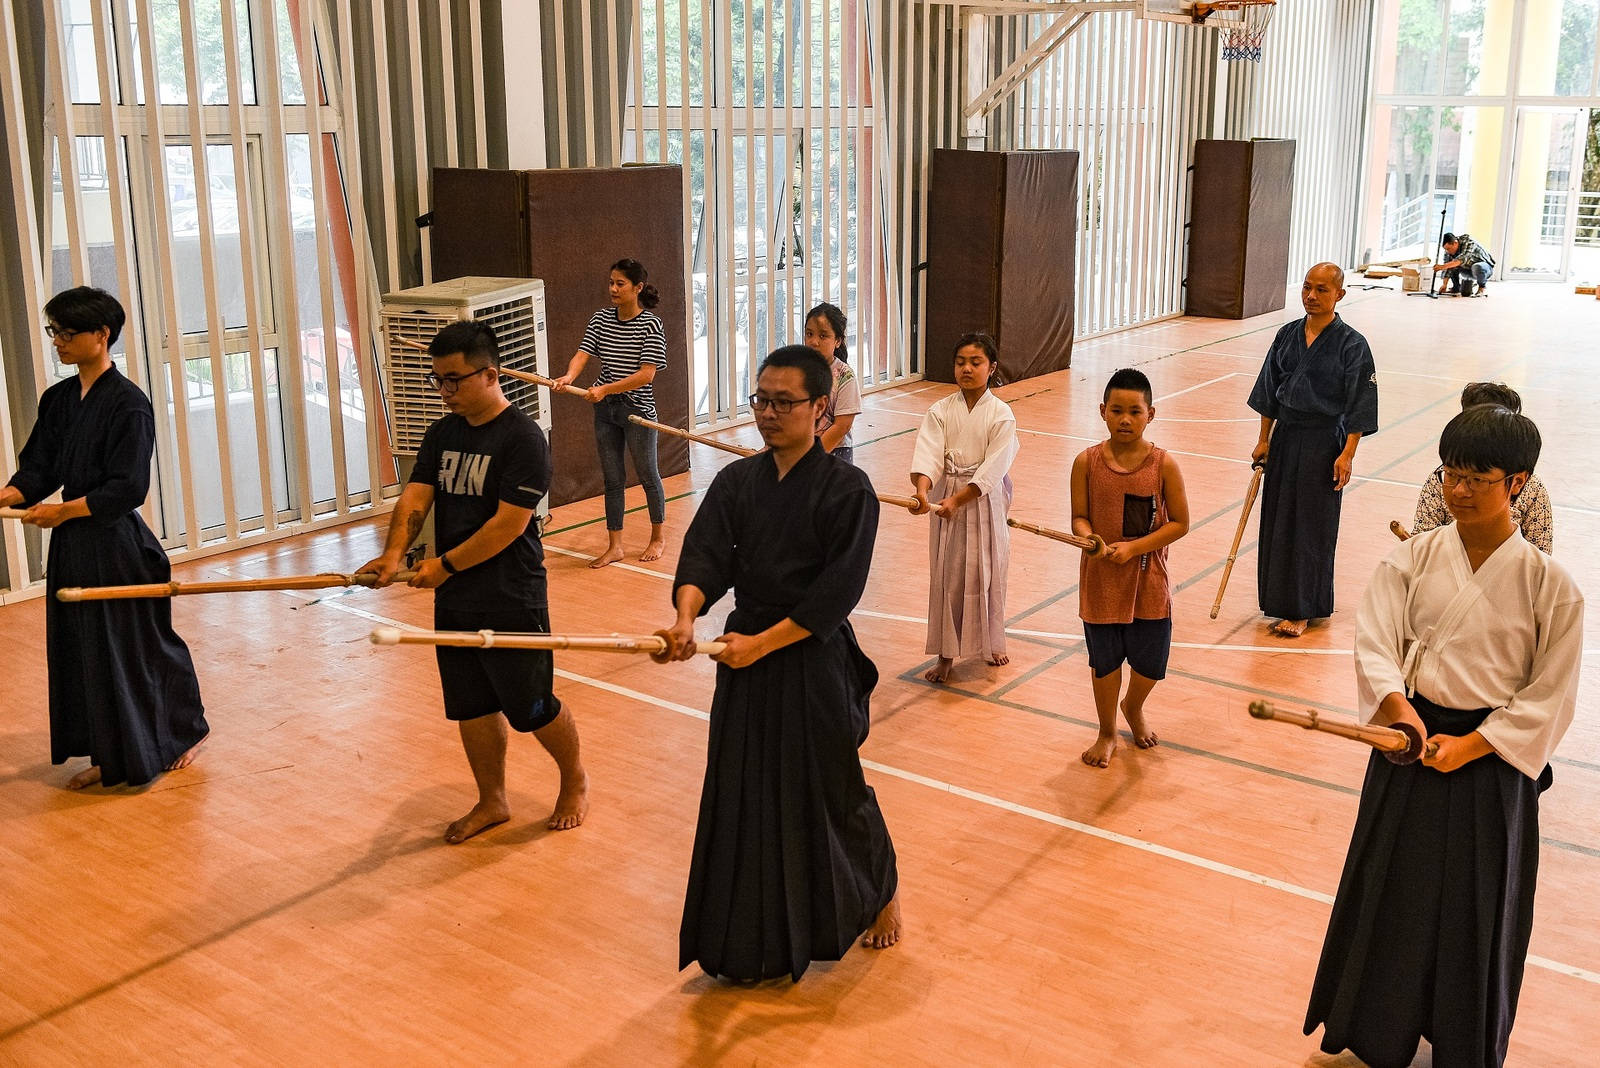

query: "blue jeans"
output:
594 396 665 531
1445 262 1491 295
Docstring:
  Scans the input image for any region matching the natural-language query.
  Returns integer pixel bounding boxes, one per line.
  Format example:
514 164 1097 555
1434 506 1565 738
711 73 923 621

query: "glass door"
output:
1570 110 1600 283
1503 107 1586 280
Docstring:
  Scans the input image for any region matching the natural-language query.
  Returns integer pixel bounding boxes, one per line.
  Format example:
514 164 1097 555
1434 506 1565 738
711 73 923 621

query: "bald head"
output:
1306 262 1345 289
1301 262 1346 321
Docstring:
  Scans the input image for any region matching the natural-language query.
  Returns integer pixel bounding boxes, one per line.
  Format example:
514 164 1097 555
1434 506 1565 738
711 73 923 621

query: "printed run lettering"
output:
437 450 491 496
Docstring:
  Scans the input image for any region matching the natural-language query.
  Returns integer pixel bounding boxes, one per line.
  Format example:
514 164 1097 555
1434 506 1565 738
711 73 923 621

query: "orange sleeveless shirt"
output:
1078 443 1172 624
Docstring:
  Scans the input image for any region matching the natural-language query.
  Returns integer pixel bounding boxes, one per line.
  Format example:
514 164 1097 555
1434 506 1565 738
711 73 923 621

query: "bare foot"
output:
986 653 1010 667
167 736 206 771
860 894 902 949
638 539 666 563
1121 702 1158 749
444 801 510 844
1081 734 1118 768
924 657 953 684
66 764 102 790
588 547 626 569
1271 618 1308 638
546 773 589 831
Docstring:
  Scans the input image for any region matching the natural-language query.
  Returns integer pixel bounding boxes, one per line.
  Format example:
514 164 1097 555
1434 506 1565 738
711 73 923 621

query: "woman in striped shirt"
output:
553 259 670 567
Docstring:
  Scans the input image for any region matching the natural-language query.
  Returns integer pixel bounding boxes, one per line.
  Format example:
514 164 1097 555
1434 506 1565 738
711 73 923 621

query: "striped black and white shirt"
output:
579 307 668 419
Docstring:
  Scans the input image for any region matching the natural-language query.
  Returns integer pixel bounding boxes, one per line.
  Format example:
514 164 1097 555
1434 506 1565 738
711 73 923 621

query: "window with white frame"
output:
629 0 902 428
37 0 385 554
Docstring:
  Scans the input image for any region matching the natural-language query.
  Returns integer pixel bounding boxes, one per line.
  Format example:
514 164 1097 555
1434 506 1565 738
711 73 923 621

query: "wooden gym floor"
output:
1 281 1596 1065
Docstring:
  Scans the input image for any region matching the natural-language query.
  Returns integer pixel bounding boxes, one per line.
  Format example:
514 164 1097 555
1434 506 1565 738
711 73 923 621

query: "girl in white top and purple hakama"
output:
1305 405 1583 1068
909 333 1019 684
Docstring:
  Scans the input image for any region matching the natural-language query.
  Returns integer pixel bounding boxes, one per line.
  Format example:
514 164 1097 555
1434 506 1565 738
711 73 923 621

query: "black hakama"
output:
674 442 898 982
1256 413 1344 620
1247 315 1378 621
1305 697 1546 1068
8 369 209 787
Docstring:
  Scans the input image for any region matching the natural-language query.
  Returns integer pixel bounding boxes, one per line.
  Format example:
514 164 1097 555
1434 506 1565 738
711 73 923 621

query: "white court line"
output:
313 590 1599 985
887 382 944 399
1154 371 1242 404
1016 427 1101 444
544 543 673 579
532 551 1387 659
856 608 927 625
867 402 937 419
1154 417 1258 424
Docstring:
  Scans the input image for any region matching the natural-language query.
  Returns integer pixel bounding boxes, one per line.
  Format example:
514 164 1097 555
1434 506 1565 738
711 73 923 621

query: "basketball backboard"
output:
1136 1 1251 28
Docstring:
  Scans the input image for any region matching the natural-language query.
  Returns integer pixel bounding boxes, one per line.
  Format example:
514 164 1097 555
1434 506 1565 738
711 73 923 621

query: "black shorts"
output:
1082 618 1172 681
434 604 562 731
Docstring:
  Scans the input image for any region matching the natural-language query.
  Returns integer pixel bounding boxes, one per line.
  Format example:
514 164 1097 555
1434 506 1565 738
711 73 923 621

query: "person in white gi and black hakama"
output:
1305 405 1582 1067
2 287 209 789
657 344 900 982
909 332 1020 683
1248 263 1379 638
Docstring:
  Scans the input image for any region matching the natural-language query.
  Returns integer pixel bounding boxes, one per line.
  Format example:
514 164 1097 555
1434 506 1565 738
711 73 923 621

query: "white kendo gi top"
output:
910 389 1020 660
1354 525 1584 779
910 390 1020 500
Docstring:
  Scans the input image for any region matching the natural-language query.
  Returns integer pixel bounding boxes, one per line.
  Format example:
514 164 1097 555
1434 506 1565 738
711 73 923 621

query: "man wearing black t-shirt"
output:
362 320 587 843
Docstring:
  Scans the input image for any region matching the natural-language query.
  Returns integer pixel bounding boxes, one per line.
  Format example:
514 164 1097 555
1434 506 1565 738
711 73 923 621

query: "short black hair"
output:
1459 381 1520 413
955 332 998 362
757 344 832 400
44 286 126 346
1104 368 1153 405
1442 232 1458 245
429 319 500 368
1439 404 1540 478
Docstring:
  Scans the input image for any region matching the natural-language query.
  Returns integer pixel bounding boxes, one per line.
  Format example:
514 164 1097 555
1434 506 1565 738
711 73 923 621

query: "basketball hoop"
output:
1194 1 1276 63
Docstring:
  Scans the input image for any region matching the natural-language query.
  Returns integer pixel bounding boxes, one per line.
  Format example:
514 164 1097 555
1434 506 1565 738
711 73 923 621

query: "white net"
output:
1219 2 1275 63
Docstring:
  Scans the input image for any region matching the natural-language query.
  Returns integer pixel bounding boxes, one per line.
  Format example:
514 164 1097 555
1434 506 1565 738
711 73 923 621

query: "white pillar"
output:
964 10 988 148
503 1 548 169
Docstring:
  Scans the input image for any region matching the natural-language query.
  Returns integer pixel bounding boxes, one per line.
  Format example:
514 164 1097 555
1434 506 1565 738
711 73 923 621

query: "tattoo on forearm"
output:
404 510 424 544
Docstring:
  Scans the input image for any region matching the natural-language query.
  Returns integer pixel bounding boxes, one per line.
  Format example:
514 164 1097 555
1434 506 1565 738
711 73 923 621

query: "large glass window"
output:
635 0 888 427
1368 0 1600 274
34 0 385 555
1519 0 1599 96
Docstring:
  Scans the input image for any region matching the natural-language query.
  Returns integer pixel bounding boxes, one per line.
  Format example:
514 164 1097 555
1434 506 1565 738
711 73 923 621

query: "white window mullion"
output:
329 0 388 501
603 0 622 161
176 0 242 540
85 0 160 539
551 0 570 166
405 0 432 282
469 0 489 167
253 0 317 521
437 0 460 169
820 0 832 306
676 0 696 426
579 0 597 164
44 2 92 287
716 1 737 421
292 4 352 513
761 0 776 360
87 0 147 400
0 0 45 582
801 0 814 318
366 0 402 291
130 0 203 550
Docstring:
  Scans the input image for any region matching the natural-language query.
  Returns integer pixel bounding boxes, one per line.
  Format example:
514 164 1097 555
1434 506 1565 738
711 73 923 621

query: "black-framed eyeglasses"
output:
748 393 817 414
45 324 81 341
1436 465 1509 494
424 367 494 394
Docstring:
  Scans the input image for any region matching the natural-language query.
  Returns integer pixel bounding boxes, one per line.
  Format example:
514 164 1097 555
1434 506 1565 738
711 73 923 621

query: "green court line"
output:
543 488 702 537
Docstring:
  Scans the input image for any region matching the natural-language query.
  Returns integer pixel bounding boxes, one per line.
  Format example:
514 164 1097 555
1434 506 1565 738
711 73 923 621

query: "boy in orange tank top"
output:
1070 369 1191 768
